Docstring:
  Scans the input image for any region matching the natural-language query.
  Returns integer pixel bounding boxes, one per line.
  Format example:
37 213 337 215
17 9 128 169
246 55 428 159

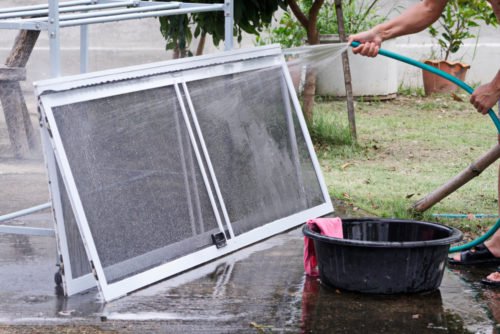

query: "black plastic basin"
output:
303 218 462 294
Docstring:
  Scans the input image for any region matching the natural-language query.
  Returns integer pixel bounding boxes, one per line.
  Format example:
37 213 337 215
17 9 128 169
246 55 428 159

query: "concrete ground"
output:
1 143 500 332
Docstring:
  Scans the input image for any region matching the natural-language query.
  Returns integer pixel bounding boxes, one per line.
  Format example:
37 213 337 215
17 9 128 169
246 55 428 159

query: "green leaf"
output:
157 0 285 55
427 0 495 60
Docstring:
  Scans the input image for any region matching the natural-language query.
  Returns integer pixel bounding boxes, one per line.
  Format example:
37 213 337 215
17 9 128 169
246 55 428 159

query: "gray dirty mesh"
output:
186 67 325 235
57 166 91 279
52 86 219 283
288 95 325 209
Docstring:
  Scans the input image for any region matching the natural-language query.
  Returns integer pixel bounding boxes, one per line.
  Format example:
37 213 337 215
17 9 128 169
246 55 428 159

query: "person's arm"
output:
470 71 500 115
487 0 500 23
348 0 448 57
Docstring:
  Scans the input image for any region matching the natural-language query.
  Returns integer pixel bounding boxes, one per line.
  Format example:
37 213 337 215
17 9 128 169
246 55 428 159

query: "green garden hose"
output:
350 41 500 253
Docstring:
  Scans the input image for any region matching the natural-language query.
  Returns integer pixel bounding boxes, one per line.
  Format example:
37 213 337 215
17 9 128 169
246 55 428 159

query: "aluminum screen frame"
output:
35 45 333 301
40 107 96 296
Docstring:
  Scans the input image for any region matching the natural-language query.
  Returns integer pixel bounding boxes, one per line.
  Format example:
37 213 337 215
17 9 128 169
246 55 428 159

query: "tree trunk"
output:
5 30 40 67
301 11 321 125
173 41 180 59
334 0 357 142
287 0 324 125
302 67 317 124
196 31 207 56
173 41 189 59
180 47 187 58
412 144 500 213
0 30 40 157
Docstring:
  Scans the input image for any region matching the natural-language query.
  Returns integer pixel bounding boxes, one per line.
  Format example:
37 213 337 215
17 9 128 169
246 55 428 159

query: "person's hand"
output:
348 28 383 57
470 82 500 115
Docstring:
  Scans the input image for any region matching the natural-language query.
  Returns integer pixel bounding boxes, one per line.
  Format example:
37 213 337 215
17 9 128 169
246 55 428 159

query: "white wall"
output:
0 0 498 92
378 0 500 88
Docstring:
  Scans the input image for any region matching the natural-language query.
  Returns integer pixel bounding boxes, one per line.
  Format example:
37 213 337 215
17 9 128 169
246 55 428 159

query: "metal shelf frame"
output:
0 0 233 236
0 0 234 77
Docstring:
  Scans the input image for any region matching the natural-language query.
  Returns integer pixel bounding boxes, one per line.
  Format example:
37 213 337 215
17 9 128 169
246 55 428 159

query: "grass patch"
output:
309 103 354 147
314 94 499 236
397 85 425 97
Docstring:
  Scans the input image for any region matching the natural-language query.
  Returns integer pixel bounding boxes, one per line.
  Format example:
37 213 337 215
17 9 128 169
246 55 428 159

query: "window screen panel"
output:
185 67 326 235
37 45 334 301
52 86 220 283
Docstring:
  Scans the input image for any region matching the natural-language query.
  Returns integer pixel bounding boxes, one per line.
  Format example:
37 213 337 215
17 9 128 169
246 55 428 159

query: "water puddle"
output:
301 274 492 333
0 212 500 333
101 229 497 333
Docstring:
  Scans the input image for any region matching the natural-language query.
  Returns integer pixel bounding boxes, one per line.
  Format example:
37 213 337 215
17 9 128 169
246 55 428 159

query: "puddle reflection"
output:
482 288 500 334
301 276 480 334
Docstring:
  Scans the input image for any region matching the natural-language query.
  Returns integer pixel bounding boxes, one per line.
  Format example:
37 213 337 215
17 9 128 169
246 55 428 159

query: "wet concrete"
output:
2 161 500 333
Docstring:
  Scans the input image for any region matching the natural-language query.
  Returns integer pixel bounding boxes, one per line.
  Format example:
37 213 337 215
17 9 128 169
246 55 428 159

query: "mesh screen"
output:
186 67 325 235
56 165 92 279
52 86 219 283
288 96 325 209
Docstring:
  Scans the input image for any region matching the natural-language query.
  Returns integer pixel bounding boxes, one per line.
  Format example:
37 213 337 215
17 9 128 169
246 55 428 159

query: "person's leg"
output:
484 231 500 258
450 239 500 264
485 160 500 258
486 160 500 256
481 104 500 285
450 225 500 265
481 268 500 286
482 267 500 286
451 107 500 265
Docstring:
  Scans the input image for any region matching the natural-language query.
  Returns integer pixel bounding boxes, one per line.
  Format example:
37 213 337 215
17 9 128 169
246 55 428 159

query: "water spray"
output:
2 43 499 254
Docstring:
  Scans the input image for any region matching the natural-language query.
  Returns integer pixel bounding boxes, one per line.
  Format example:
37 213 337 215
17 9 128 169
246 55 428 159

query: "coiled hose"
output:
350 41 500 253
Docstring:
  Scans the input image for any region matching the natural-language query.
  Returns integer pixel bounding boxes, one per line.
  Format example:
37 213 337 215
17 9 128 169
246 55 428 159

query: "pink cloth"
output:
304 217 343 277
